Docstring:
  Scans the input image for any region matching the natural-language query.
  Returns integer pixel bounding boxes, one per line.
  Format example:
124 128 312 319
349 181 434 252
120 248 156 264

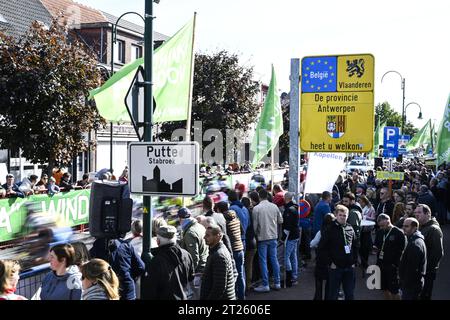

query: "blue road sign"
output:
301 56 337 93
383 126 399 158
398 135 410 154
383 149 398 158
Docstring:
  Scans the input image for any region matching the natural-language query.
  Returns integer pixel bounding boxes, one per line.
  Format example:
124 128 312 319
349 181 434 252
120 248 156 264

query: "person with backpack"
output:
89 237 145 300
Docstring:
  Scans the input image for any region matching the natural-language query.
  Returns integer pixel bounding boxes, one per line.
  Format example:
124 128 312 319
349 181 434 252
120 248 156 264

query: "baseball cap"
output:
356 184 367 191
156 225 177 239
177 207 191 219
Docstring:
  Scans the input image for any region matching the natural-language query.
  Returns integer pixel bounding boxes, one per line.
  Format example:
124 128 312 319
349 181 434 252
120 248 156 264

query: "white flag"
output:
304 153 346 194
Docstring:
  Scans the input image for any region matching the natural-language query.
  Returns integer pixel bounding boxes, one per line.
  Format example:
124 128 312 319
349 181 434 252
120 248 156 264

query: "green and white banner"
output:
436 94 450 168
406 119 432 151
250 65 283 166
0 190 90 242
89 17 195 123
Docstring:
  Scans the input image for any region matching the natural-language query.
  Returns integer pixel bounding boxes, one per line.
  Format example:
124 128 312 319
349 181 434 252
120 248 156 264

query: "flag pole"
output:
185 12 197 143
429 120 434 154
182 13 196 209
271 149 275 191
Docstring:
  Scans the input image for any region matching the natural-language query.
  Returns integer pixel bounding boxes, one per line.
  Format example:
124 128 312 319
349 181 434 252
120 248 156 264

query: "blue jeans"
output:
285 239 299 280
328 267 355 300
257 239 280 287
233 250 246 300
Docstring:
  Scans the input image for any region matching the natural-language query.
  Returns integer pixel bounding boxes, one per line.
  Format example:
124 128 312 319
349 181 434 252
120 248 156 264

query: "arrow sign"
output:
124 66 145 141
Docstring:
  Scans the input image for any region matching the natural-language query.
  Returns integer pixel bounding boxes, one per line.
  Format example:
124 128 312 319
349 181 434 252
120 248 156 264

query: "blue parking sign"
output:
383 127 399 158
398 135 410 154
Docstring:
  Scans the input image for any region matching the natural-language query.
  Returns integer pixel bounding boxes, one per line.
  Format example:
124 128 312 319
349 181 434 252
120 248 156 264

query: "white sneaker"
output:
272 283 281 290
254 285 270 293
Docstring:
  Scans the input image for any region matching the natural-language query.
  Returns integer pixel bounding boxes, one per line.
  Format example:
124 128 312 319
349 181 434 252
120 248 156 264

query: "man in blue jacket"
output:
313 191 331 237
90 237 145 300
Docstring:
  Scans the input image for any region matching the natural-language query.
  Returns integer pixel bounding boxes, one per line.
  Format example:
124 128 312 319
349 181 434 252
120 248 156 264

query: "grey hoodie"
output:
40 265 82 300
82 284 111 300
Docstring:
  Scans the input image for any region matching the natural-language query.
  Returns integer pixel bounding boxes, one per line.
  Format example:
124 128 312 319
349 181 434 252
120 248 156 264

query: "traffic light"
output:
89 181 133 239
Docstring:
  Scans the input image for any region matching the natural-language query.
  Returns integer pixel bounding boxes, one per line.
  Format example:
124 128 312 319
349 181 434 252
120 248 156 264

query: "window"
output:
114 40 125 63
131 44 142 61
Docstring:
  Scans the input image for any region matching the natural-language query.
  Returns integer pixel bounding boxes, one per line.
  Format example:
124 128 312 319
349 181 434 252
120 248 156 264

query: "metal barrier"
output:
17 263 50 299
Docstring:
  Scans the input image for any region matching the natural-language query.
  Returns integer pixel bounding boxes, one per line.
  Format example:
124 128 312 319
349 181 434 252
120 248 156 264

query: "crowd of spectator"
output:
0 166 129 199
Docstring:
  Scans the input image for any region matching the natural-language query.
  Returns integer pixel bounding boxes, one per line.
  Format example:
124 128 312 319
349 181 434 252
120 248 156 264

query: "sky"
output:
75 0 449 130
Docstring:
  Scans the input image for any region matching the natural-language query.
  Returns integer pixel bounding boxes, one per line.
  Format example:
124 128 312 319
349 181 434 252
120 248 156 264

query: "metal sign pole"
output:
288 59 300 201
141 0 154 299
388 158 393 196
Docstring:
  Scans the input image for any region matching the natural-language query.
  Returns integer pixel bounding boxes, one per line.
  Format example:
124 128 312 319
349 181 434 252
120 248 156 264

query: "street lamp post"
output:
404 101 423 134
381 70 405 133
110 11 145 175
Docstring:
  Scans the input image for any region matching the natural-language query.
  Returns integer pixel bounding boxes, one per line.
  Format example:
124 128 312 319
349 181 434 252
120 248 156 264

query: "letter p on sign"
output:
386 128 396 140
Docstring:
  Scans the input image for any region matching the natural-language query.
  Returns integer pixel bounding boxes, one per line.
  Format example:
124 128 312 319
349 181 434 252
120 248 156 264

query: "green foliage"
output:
0 20 105 170
157 50 260 150
375 101 418 137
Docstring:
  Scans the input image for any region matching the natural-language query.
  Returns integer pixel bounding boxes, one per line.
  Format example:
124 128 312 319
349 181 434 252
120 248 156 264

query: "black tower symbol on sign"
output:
142 166 183 193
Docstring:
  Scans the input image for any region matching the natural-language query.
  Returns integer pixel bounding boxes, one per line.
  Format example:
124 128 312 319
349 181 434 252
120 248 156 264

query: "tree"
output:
0 20 104 174
157 50 260 162
375 101 418 137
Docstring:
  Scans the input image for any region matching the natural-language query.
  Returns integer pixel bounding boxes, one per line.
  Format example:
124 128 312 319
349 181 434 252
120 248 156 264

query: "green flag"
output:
406 119 431 151
89 17 195 123
250 65 283 165
425 121 435 155
152 17 195 123
372 120 386 157
89 58 143 122
436 94 450 168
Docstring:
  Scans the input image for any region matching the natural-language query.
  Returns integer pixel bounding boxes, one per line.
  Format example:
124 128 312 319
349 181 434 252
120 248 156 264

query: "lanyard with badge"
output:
342 226 351 254
379 227 393 260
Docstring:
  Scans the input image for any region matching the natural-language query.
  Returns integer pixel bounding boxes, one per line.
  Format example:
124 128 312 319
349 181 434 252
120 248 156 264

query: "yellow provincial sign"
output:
300 54 374 152
376 171 405 181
